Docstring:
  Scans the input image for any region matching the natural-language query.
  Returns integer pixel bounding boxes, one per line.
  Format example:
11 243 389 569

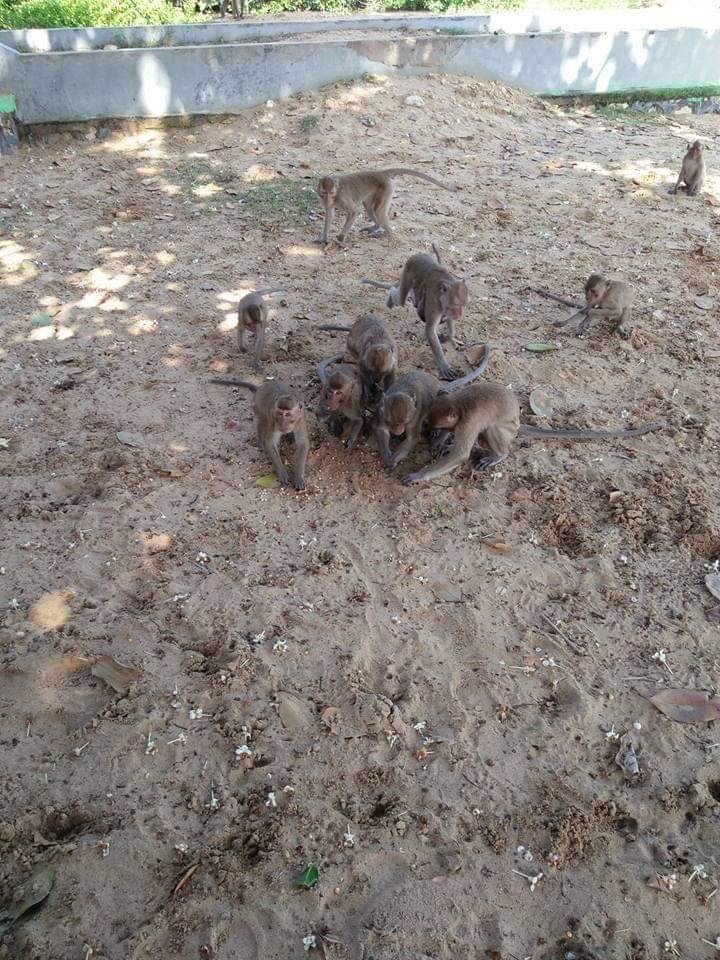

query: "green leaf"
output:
30 312 53 327
525 341 558 353
256 475 279 489
292 863 319 889
0 864 55 936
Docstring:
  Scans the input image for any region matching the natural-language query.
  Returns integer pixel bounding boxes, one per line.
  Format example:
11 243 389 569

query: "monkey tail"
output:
441 345 491 392
317 324 352 332
317 354 344 385
253 286 285 297
431 243 442 264
361 278 394 290
519 421 664 441
381 168 454 192
209 378 258 392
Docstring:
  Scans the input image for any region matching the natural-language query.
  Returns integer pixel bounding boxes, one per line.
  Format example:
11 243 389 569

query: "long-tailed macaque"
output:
401 383 663 485
375 344 491 470
317 169 453 244
364 251 468 380
236 287 284 371
317 354 366 450
210 378 309 491
670 140 705 196
318 315 397 391
555 275 633 339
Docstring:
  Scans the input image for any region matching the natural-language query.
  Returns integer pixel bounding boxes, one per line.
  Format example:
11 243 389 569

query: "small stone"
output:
0 822 16 842
404 95 425 107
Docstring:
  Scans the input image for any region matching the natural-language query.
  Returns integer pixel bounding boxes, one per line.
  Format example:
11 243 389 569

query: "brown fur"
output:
402 382 662 485
317 168 453 244
555 274 633 339
670 140 705 196
210 378 309 490
236 287 284 371
318 315 397 390
317 354 366 450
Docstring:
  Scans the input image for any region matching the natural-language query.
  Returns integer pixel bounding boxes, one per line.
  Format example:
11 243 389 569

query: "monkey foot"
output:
471 452 503 473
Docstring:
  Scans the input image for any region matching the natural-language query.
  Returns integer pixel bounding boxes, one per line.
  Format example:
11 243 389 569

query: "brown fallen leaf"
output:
648 688 720 724
172 861 199 899
91 655 141 695
482 537 511 554
529 388 554 419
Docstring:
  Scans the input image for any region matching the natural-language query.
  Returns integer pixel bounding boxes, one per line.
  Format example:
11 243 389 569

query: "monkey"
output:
363 251 467 380
401 382 663 486
317 314 397 392
670 140 705 196
375 345 492 470
555 275 633 339
236 287 284 372
317 354 366 450
210 378 309 491
316 169 453 245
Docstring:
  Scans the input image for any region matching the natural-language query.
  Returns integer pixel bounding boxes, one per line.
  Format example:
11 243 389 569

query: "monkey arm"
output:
253 325 265 372
388 422 423 467
344 417 364 451
264 436 290 487
554 308 587 328
402 430 475 485
293 426 309 491
375 422 394 467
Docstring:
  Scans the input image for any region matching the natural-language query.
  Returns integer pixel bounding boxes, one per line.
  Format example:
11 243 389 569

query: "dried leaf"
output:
320 706 340 734
525 341 558 353
292 863 319 889
256 475 279 489
529 388 554 418
172 861 199 899
0 864 55 936
116 431 145 449
707 606 720 624
694 294 715 311
91 655 141 695
483 538 511 554
430 580 463 603
615 733 640 780
705 573 720 601
155 466 186 479
648 688 720 724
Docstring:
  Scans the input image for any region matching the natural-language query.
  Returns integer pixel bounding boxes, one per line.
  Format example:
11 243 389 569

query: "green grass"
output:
594 104 669 126
236 180 318 225
547 85 720 105
299 114 320 133
0 0 196 28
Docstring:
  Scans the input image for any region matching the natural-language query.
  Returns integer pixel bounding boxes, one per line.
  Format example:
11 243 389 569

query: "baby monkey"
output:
210 378 309 491
375 344 491 470
670 140 705 197
317 354 366 451
317 168 452 244
555 275 633 339
236 287 284 371
402 382 663 486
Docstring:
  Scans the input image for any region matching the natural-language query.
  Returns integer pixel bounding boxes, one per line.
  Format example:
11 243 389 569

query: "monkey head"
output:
362 345 394 382
439 278 468 320
383 394 416 436
322 372 350 412
688 140 703 158
584 274 608 306
317 177 339 210
428 396 459 431
274 397 301 434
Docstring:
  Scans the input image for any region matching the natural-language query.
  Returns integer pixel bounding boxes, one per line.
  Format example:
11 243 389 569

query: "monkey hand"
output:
401 472 423 486
439 364 458 381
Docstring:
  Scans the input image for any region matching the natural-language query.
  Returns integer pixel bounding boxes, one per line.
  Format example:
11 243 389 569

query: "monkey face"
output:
689 141 702 158
275 403 300 434
317 177 338 209
323 384 346 412
440 280 468 320
384 396 415 436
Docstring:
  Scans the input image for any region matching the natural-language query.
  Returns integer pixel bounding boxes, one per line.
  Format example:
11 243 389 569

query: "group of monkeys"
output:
211 140 706 491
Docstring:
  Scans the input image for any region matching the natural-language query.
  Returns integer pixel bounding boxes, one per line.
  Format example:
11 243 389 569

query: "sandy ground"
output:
1 74 720 960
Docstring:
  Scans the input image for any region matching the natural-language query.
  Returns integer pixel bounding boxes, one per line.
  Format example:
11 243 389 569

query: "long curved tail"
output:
381 168 454 192
442 344 491 392
361 278 394 290
317 354 344 385
317 324 352 332
520 420 664 440
254 286 285 296
209 378 258 392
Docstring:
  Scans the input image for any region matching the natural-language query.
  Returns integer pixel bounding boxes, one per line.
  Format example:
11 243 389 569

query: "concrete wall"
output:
2 17 720 124
0 42 16 90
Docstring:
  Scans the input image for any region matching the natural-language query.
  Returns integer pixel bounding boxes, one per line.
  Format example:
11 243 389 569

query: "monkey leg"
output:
327 413 344 438
575 310 595 337
370 184 393 237
336 205 359 242
429 428 453 458
471 425 512 473
614 308 633 340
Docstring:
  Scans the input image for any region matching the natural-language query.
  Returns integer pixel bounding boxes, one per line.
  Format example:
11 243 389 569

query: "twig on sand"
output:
540 613 587 656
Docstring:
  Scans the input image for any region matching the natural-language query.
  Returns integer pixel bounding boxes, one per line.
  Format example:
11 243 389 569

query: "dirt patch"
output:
1 72 720 960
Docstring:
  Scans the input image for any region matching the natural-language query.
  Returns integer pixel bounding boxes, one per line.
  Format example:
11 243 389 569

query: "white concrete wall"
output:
3 17 720 124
